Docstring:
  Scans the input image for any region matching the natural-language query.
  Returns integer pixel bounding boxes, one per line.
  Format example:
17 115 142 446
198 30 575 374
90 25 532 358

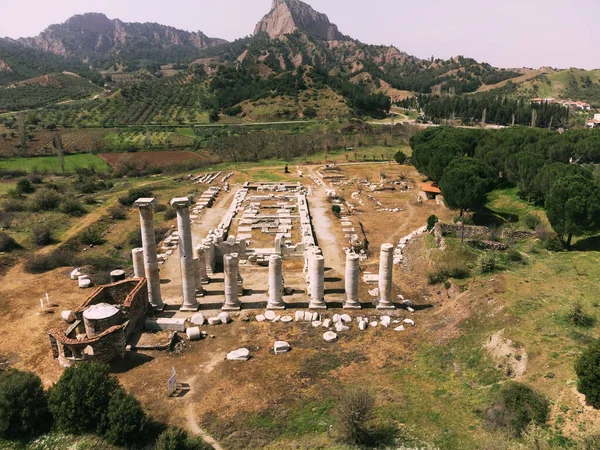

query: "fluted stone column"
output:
223 253 241 311
131 248 145 278
309 254 326 309
194 245 209 285
203 238 216 274
134 198 164 311
267 255 285 310
344 253 361 309
171 198 198 311
377 243 395 310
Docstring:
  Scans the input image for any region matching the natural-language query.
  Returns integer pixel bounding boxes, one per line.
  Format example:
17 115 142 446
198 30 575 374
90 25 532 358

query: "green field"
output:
0 154 110 173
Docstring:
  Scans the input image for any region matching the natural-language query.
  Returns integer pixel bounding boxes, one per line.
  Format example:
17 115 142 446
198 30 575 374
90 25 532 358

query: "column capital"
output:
134 198 157 209
170 197 191 208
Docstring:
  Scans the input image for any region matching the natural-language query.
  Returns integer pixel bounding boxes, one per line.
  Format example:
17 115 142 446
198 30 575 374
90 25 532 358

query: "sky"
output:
1 0 598 70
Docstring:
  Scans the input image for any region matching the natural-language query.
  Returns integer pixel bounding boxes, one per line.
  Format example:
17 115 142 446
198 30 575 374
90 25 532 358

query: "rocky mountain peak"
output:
255 0 347 41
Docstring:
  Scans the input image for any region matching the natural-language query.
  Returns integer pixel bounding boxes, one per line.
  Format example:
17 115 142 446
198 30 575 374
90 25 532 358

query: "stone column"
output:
267 255 285 310
131 248 145 278
274 235 283 254
134 198 164 311
203 238 215 274
170 198 199 311
344 253 361 309
194 245 209 285
223 253 241 311
377 243 395 310
309 254 326 309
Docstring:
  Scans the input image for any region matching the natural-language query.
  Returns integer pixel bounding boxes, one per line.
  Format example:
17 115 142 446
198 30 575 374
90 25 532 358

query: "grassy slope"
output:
0 154 110 173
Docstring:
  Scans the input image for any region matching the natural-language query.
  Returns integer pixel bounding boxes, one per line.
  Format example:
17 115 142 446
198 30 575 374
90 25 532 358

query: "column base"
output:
343 303 362 310
376 302 396 310
152 303 166 312
309 301 327 310
195 290 206 298
267 303 286 310
200 278 210 285
222 304 242 311
180 304 200 312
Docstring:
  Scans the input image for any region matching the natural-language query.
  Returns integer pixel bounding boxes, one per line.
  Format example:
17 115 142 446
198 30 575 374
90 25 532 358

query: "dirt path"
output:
186 403 224 450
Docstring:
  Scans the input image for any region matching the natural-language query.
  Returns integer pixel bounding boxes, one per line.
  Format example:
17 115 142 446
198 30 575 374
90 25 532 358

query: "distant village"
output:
531 98 600 128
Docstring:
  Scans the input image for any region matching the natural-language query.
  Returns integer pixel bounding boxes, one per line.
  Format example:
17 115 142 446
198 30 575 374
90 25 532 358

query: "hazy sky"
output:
1 0 598 69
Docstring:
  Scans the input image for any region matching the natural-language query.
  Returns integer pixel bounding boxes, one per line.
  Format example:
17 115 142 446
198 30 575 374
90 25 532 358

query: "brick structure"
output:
48 279 148 367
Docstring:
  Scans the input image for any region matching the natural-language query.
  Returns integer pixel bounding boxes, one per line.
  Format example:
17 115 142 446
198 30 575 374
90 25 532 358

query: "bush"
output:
0 369 52 440
102 389 150 447
32 224 54 247
156 427 211 450
507 249 523 263
128 226 168 248
29 189 61 211
485 382 549 437
427 265 470 284
3 198 26 212
164 208 177 221
523 213 541 230
16 178 34 195
0 231 20 252
427 214 439 231
336 388 375 445
59 197 86 216
24 250 74 273
394 150 407 164
543 236 565 252
118 188 153 207
48 362 120 435
81 227 104 246
27 173 43 184
331 204 341 217
478 252 497 273
569 302 594 327
575 340 600 408
108 206 127 220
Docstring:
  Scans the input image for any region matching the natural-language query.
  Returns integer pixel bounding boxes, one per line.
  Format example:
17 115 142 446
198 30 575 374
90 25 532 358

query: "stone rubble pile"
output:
394 225 428 265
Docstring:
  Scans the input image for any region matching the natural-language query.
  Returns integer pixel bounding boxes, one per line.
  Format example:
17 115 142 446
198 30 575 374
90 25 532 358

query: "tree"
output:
575 340 600 408
53 132 65 173
0 369 52 440
545 175 600 248
427 214 439 231
102 389 150 446
439 157 496 216
48 362 120 434
394 150 407 164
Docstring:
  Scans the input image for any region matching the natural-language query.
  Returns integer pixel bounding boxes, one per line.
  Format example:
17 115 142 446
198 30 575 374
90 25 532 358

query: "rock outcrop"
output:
17 13 226 60
254 0 347 41
0 59 11 72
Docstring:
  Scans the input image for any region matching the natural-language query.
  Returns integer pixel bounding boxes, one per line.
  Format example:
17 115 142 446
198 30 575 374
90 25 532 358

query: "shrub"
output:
427 214 439 231
156 427 211 450
427 265 470 284
336 388 375 445
59 197 86 216
543 236 565 252
108 206 127 221
485 382 549 437
331 204 341 217
569 302 594 327
128 226 168 248
2 198 26 212
27 173 43 184
48 362 120 435
507 249 523 263
394 150 407 164
0 231 20 252
575 340 600 408
523 213 541 230
32 224 54 247
0 369 52 440
102 389 150 447
81 227 104 246
16 178 34 195
478 252 497 273
118 188 153 207
29 188 61 211
24 250 74 273
164 208 177 221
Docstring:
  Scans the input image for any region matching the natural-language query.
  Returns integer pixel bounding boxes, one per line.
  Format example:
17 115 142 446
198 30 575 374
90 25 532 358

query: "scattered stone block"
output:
407 307 415 313
394 326 405 332
208 317 222 325
312 321 322 327
255 314 266 322
145 318 186 332
312 312 320 321
335 322 350 332
403 319 415 326
370 321 378 328
61 310 75 323
322 319 332 328
323 331 338 342
227 348 250 361
303 311 313 322
294 311 304 322
280 316 293 323
218 312 232 324
333 314 341 323
274 341 291 354
340 314 352 323
264 311 277 321
380 316 391 328
191 313 205 326
70 268 82 280
272 316 281 322
186 327 202 341
78 276 93 289
359 320 368 331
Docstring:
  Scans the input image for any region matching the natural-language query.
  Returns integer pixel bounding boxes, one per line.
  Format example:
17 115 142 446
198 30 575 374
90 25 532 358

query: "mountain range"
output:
0 0 598 119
